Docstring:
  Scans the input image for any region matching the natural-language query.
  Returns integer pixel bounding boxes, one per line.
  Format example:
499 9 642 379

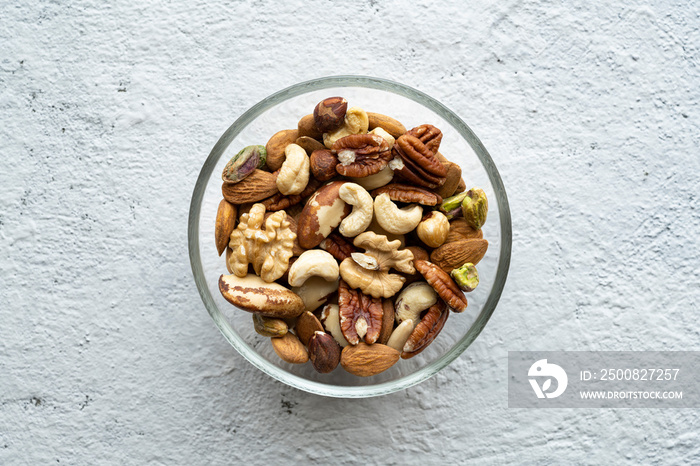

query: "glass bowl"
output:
188 76 511 397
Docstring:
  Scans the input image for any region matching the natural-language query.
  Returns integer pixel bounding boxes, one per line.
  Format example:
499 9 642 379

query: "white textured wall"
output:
1 0 698 464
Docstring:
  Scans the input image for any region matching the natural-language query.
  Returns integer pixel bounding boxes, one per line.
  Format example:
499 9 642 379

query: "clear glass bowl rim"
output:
188 75 512 398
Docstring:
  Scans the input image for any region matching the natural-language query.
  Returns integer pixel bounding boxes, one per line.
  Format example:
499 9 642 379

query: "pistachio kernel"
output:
450 262 479 292
440 191 469 220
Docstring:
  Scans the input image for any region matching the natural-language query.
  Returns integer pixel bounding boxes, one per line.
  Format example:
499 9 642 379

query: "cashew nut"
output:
386 319 414 352
338 183 373 237
394 281 438 331
288 249 339 287
277 143 310 195
374 193 423 235
348 165 394 191
367 216 405 247
323 107 369 148
292 276 339 312
369 127 395 149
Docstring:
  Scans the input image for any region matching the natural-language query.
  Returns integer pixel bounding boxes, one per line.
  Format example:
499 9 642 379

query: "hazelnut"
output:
416 211 450 248
308 331 341 373
309 149 339 181
314 97 348 133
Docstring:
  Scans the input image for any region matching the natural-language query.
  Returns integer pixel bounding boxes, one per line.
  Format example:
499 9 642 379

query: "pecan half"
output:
414 260 468 312
332 134 392 178
371 183 442 206
401 300 448 359
338 279 383 345
392 135 447 189
406 124 443 155
261 178 321 211
319 232 356 261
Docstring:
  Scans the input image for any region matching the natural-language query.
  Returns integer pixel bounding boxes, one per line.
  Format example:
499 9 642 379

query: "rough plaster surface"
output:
1 0 699 464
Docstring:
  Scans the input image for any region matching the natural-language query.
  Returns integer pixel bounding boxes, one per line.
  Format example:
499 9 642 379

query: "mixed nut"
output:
215 97 489 376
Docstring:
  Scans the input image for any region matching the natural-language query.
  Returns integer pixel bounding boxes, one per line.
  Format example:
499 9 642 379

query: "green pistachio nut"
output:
222 145 267 183
450 262 479 292
252 313 288 337
461 188 488 229
440 192 469 220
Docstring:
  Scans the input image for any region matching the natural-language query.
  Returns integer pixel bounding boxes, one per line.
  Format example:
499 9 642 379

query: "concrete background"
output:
1 0 698 464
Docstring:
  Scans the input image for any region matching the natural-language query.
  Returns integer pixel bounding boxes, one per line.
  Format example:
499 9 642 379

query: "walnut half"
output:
338 231 415 299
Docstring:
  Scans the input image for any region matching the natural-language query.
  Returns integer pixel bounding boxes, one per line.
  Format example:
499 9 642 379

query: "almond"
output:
295 135 326 155
215 199 237 256
429 239 488 274
435 161 462 199
271 332 309 364
367 112 406 138
298 114 324 140
266 129 299 171
340 342 400 377
378 299 395 345
445 218 483 243
295 311 324 346
221 170 279 204
456 177 466 194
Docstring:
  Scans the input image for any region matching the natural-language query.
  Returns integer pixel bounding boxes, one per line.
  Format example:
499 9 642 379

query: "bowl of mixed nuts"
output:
189 76 511 397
